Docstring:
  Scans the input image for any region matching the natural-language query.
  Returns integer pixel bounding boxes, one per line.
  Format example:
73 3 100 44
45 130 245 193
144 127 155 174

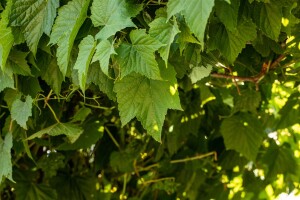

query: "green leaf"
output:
0 71 14 92
91 0 142 40
87 62 116 101
92 39 116 77
253 2 282 40
167 0 184 21
215 0 240 31
189 65 212 84
116 29 164 79
71 107 92 123
0 133 14 184
277 92 300 129
220 113 264 161
0 0 14 71
74 35 96 92
27 123 83 143
49 0 90 77
10 0 59 55
176 19 201 54
51 174 97 200
110 151 137 172
114 67 181 141
208 20 257 63
39 55 63 95
263 145 298 179
11 95 33 129
149 17 180 66
15 182 57 200
183 0 214 45
5 49 32 76
57 121 104 150
168 0 215 45
233 90 261 114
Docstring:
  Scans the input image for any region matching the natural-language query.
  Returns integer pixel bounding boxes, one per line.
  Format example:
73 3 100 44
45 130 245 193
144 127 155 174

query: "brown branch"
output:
210 54 286 88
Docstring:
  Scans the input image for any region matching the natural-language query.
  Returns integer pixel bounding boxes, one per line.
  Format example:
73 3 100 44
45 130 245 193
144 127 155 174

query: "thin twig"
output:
138 151 217 172
105 126 120 149
170 151 217 164
210 54 286 88
142 177 175 185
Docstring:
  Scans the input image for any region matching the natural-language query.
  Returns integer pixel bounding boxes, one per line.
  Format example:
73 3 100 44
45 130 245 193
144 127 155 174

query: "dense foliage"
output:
1 0 300 199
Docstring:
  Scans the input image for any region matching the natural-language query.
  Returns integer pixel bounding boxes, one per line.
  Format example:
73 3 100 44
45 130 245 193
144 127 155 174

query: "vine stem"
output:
137 151 217 172
142 177 175 185
121 173 128 199
46 102 60 123
105 126 120 149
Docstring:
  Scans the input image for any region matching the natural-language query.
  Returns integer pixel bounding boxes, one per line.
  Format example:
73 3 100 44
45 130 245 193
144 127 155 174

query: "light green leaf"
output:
10 0 59 55
149 17 180 66
253 2 282 40
116 29 164 79
27 123 83 143
0 133 14 183
0 71 14 92
74 35 96 92
220 113 264 161
11 95 33 129
114 67 181 141
0 0 14 71
91 0 142 40
189 65 212 84
167 0 184 21
208 20 257 63
49 0 90 77
92 39 116 76
168 0 214 45
183 0 214 45
15 182 57 200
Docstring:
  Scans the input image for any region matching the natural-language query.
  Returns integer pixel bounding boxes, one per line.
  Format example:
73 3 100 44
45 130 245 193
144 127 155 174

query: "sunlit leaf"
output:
114 65 181 141
91 0 142 40
0 0 14 71
92 39 116 76
115 29 164 79
74 35 96 92
49 0 90 77
149 17 180 66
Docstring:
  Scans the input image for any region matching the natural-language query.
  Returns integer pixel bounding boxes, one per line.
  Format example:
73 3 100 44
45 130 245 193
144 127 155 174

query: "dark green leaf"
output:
220 113 264 161
27 123 84 143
